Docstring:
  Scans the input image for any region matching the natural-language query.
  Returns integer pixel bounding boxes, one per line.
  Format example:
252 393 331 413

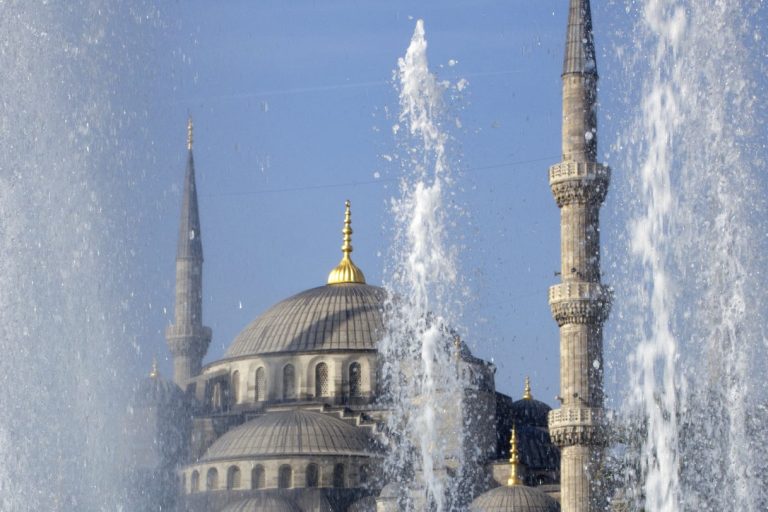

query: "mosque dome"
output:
224 283 386 357
509 378 551 428
224 200 386 359
469 485 560 512
201 410 375 462
131 359 186 408
220 496 300 512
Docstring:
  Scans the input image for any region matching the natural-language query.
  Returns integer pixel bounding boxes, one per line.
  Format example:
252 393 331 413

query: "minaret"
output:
547 1 610 511
166 117 212 388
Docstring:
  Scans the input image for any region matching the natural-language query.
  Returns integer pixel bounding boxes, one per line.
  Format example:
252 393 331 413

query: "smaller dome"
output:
510 398 551 428
220 496 300 512
202 410 374 461
470 485 560 512
347 495 376 512
131 372 186 408
378 482 401 499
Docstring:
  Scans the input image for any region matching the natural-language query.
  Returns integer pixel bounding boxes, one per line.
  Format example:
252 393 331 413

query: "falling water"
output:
616 0 768 510
0 3 155 510
379 20 468 512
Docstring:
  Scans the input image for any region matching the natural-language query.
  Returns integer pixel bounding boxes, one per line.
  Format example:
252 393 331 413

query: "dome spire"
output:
507 425 523 486
523 376 533 400
327 200 366 285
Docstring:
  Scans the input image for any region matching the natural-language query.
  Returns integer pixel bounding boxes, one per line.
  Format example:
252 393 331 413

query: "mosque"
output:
130 1 609 511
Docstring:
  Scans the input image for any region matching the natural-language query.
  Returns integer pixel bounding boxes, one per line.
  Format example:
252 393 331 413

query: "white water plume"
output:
0 3 155 510
615 0 768 510
379 19 468 512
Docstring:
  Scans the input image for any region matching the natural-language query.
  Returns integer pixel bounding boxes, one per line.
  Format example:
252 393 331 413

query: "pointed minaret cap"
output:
327 200 366 285
187 116 194 150
507 425 523 486
523 376 533 400
149 356 159 379
563 0 598 76
177 117 203 260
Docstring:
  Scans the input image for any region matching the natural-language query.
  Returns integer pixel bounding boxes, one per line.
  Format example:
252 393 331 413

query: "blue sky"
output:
134 1 630 404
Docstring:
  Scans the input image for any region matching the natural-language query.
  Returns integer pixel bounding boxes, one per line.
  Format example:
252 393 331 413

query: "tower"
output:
547 1 610 511
166 118 212 388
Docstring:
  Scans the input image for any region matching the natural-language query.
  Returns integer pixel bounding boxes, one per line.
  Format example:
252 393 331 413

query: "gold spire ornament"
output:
187 116 194 150
327 200 366 285
523 376 533 400
507 425 523 486
149 356 159 379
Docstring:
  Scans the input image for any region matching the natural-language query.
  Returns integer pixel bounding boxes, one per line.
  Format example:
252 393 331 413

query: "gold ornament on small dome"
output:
523 376 533 400
507 425 523 486
327 200 366 285
149 356 159 379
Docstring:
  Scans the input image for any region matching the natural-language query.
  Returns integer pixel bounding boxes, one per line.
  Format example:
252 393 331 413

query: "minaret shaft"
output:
166 119 211 388
548 1 610 511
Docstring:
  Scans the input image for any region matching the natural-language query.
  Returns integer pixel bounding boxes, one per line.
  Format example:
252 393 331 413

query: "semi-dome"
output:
201 410 375 461
469 485 560 512
225 283 386 358
220 496 300 512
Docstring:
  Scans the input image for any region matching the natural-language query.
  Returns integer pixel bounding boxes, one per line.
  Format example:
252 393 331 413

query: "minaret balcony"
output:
549 161 610 207
548 282 611 326
548 406 606 447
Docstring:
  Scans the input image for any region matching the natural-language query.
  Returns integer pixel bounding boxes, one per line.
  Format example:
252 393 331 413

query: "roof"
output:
563 0 597 76
470 485 560 512
131 374 186 408
510 398 552 429
201 410 375 461
220 496 300 512
225 283 386 357
177 147 203 261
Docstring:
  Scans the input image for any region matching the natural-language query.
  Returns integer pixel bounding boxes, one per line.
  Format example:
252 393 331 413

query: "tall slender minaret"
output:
166 118 212 388
547 1 610 511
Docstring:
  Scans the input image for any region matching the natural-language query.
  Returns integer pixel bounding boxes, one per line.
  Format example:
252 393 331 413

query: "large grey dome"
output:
225 283 386 357
202 410 375 461
220 496 300 512
470 485 560 512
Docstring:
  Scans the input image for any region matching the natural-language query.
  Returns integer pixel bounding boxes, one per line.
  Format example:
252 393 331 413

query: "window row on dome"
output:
205 355 375 410
183 461 370 493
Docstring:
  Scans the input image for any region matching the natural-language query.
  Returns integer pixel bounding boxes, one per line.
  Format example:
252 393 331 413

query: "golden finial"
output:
187 116 194 151
149 356 159 379
507 425 523 486
523 376 532 400
327 200 366 285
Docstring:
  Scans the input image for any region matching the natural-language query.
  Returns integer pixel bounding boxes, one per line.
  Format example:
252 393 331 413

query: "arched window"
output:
255 366 266 401
227 465 241 490
306 463 319 487
315 362 329 397
191 470 200 493
349 362 362 397
278 465 293 489
283 364 296 399
206 467 219 490
251 465 265 489
231 371 240 404
333 463 345 488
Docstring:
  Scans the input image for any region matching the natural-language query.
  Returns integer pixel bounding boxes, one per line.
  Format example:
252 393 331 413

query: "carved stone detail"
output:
549 161 610 207
166 324 212 357
548 282 611 326
548 407 606 447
